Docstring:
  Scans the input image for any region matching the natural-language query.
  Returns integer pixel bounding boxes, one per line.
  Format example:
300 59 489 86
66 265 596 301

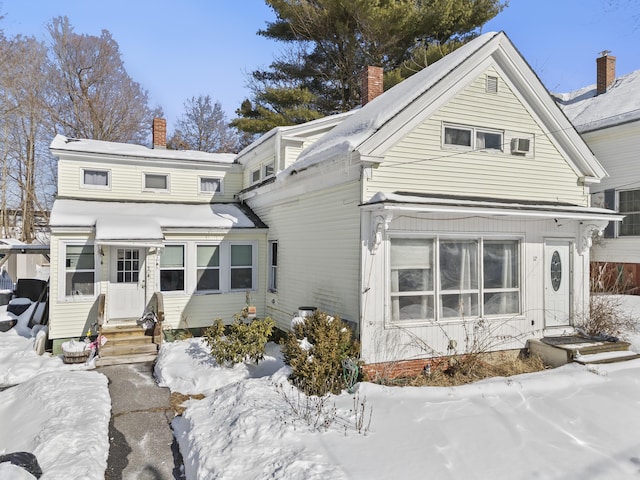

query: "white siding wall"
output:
49 230 267 339
360 211 588 364
586 122 640 263
248 181 362 331
58 158 242 203
366 67 588 206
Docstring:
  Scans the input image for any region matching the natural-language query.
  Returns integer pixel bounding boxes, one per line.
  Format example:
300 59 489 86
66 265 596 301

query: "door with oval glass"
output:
544 241 571 328
108 247 146 321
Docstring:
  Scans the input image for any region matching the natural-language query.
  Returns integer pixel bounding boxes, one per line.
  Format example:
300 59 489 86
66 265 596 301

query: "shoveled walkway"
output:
98 362 184 480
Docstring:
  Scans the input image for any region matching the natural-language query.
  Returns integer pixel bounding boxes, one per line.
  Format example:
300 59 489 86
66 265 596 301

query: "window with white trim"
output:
251 169 261 184
264 162 275 178
196 244 220 291
390 236 520 323
64 244 95 297
82 169 110 188
268 241 278 292
199 177 222 194
144 173 169 191
230 244 254 290
443 124 503 151
160 245 185 292
619 189 640 236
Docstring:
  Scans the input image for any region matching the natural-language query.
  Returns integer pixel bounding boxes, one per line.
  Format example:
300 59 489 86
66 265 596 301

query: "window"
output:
230 244 253 290
619 190 640 236
486 75 498 93
116 248 139 283
160 245 185 292
390 237 520 323
251 169 261 184
196 245 220 291
83 169 109 187
444 124 503 151
144 173 168 190
65 244 95 297
268 241 278 292
390 238 435 321
199 177 222 194
264 162 275 178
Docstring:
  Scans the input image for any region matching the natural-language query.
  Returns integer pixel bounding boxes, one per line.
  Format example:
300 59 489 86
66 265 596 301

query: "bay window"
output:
390 236 520 323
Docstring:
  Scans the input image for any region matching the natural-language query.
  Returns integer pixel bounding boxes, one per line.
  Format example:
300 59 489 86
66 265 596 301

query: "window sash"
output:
269 241 278 292
444 124 503 151
160 245 184 292
200 177 222 193
83 169 109 187
65 244 95 297
619 190 640 236
389 237 520 323
251 169 261 183
264 162 275 177
145 173 168 190
196 245 220 292
230 244 253 290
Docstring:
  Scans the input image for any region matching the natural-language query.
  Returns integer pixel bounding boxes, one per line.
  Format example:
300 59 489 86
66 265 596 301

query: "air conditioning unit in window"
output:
511 137 531 154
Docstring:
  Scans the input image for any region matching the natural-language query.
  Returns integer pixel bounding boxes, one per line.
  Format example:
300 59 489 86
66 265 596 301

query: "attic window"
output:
251 169 261 184
443 124 503 151
486 75 498 94
264 162 275 178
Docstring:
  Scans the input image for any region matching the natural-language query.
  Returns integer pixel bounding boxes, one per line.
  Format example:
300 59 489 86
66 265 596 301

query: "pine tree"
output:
233 0 507 134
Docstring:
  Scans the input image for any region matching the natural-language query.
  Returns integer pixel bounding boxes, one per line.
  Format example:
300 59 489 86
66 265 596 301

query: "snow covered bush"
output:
203 315 275 366
282 311 360 396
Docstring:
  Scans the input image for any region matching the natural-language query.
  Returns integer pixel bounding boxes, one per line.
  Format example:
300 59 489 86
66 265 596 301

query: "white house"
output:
48 32 620 371
48 119 268 353
555 53 640 292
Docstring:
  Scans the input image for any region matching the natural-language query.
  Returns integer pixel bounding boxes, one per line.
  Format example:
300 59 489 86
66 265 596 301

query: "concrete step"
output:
573 350 640 365
528 336 637 367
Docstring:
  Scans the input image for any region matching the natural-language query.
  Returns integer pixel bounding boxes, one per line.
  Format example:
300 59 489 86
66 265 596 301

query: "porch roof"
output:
362 192 625 222
49 199 264 246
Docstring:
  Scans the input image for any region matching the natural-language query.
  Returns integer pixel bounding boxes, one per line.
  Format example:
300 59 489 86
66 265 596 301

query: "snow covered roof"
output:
49 199 263 246
282 31 502 174
555 69 640 133
273 31 606 182
50 134 237 164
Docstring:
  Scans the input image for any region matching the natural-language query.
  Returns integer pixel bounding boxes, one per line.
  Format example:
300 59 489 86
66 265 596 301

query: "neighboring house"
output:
48 32 620 372
555 54 640 292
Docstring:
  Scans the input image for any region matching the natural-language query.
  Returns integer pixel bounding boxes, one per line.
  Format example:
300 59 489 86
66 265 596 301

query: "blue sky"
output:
1 0 639 132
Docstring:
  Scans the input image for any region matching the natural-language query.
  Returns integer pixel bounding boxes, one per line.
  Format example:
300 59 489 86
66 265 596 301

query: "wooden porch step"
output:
99 321 160 361
95 352 159 367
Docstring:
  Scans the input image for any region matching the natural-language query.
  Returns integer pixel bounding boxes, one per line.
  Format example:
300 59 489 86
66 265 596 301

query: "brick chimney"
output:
596 51 616 95
361 66 383 106
152 118 167 149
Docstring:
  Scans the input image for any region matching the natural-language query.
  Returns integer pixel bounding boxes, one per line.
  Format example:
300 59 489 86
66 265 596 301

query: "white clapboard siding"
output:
366 67 587 206
49 230 267 339
248 181 362 331
360 211 589 364
586 122 640 263
58 158 242 203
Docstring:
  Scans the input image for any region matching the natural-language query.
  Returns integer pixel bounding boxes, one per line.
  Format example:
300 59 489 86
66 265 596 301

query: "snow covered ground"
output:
2 296 640 479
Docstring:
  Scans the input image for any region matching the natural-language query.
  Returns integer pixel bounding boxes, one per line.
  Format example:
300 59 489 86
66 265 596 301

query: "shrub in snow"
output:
282 311 359 396
203 315 275 366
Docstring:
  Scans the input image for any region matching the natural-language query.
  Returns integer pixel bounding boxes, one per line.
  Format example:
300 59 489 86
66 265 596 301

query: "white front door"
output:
544 241 571 328
108 247 146 321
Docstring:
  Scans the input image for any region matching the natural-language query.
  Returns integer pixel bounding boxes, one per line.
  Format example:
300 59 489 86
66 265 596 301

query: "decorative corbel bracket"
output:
370 212 393 254
578 221 608 255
